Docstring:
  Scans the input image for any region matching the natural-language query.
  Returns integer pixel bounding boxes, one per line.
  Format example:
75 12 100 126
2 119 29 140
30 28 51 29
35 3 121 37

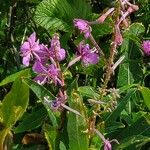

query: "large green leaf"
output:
67 80 89 150
139 86 150 110
115 115 150 149
22 78 58 128
14 106 47 133
0 68 31 86
34 0 91 32
117 23 145 87
0 77 29 148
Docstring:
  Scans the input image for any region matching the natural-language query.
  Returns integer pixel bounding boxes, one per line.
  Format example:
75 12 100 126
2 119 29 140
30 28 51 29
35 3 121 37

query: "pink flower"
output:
94 129 119 150
74 19 91 39
142 40 150 55
20 32 40 66
104 140 112 150
33 61 62 85
44 91 81 115
37 34 66 62
67 41 99 68
77 41 99 66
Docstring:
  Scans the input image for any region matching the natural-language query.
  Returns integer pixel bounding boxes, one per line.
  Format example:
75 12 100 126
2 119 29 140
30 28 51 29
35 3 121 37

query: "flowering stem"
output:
89 1 121 139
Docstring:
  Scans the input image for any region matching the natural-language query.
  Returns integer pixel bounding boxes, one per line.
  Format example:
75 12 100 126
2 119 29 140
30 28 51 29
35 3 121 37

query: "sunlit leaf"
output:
0 68 31 86
0 77 29 147
139 86 150 110
34 0 91 32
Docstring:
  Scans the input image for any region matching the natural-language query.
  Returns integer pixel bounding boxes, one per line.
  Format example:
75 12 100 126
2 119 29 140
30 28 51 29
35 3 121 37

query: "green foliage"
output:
14 106 47 133
67 80 89 150
0 68 31 86
43 124 57 150
22 78 58 128
139 86 150 109
105 88 136 126
0 77 29 148
115 115 150 149
117 23 145 87
0 0 150 149
34 0 91 33
78 86 99 99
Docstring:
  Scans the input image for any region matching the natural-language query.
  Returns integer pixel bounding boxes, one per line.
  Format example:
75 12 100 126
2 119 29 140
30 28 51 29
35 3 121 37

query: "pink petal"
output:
32 61 47 73
20 42 30 52
84 31 90 39
57 48 66 61
23 54 31 66
104 140 112 150
28 32 36 47
31 43 40 52
82 53 99 66
34 76 47 85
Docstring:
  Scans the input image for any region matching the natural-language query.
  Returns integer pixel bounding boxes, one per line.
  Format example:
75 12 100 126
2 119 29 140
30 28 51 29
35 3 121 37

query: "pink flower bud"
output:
115 26 123 46
97 8 115 23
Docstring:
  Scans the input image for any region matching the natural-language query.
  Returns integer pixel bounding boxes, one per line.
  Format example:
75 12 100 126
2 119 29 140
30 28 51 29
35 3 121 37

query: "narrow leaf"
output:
67 80 88 150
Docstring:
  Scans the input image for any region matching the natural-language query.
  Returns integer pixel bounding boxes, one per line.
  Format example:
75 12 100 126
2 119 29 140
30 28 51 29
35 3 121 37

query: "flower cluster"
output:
20 33 66 85
72 18 100 67
142 40 150 56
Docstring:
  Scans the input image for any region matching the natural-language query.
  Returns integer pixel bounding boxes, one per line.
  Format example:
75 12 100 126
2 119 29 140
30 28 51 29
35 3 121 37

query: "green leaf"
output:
139 87 150 109
115 114 150 142
0 77 29 148
0 68 31 86
67 80 89 150
92 17 113 38
105 88 136 125
14 106 47 133
22 77 55 100
124 23 145 40
105 122 125 133
43 124 57 150
22 78 58 128
116 135 150 150
117 23 145 87
59 141 67 150
34 0 91 32
78 86 99 99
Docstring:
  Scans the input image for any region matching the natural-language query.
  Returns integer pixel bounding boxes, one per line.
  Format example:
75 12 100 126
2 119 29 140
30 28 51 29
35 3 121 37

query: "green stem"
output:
0 129 9 150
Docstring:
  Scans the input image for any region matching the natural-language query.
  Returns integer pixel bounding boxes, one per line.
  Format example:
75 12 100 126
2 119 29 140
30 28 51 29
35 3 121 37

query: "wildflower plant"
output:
0 0 150 150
